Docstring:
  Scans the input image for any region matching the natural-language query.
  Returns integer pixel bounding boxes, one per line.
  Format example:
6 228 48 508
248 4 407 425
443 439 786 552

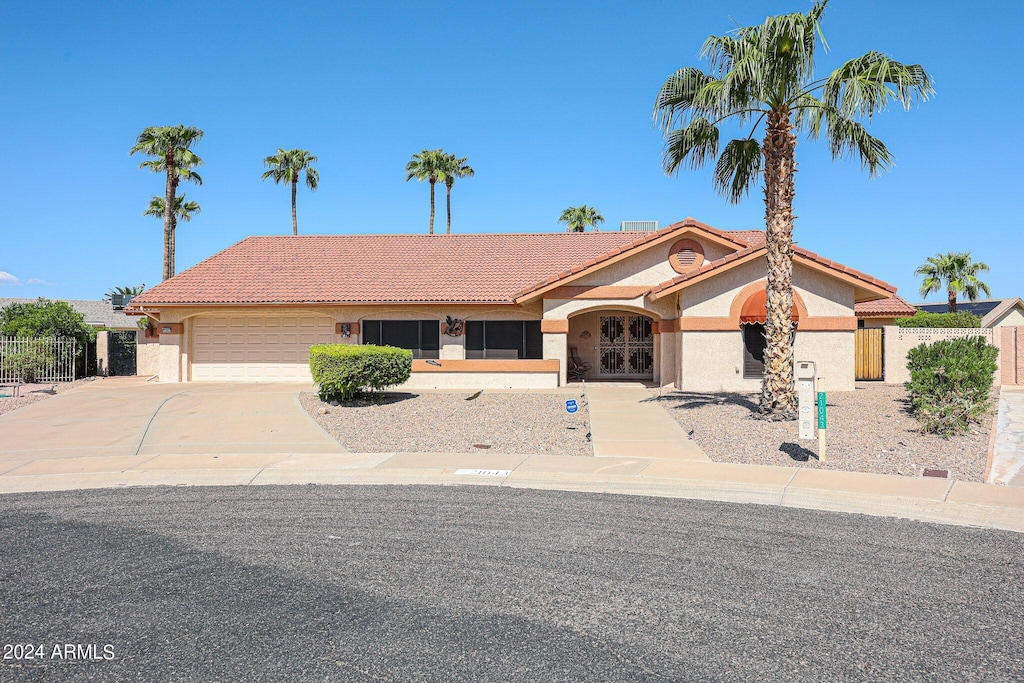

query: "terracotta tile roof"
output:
510 218 755 300
132 233 659 305
133 219 763 306
854 294 917 317
648 244 897 298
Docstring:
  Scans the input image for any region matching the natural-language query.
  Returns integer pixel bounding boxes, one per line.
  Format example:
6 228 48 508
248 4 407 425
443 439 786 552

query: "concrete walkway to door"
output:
583 383 709 460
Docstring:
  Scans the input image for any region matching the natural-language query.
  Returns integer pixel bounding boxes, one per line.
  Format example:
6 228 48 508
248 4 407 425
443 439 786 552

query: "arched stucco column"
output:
541 319 569 385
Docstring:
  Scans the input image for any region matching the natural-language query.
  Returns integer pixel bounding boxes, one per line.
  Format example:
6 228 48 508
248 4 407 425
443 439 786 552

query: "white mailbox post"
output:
796 361 817 441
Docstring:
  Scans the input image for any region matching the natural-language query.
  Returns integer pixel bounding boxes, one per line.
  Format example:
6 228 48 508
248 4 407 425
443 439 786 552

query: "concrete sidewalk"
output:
2 378 1020 534
990 387 1024 486
1 448 1021 533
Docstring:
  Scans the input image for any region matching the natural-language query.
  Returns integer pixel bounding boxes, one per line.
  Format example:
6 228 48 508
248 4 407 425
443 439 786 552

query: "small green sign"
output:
817 392 827 430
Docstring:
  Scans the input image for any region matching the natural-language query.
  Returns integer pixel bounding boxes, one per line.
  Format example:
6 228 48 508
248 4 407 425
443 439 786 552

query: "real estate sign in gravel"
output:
652 383 993 481
301 390 593 457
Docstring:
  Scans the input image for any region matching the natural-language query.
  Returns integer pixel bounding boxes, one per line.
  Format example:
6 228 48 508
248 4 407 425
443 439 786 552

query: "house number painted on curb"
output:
565 399 579 414
454 469 511 477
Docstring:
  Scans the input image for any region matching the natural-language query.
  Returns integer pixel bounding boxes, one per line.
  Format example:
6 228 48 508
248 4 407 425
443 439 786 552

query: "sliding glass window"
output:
465 321 543 359
362 320 440 359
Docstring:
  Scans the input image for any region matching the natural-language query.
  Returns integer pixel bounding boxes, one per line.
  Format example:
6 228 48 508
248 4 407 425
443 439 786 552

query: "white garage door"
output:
190 314 335 382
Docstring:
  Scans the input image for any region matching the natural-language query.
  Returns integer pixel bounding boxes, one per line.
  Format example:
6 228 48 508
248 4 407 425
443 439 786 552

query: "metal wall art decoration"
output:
443 316 465 337
339 323 352 338
579 330 592 339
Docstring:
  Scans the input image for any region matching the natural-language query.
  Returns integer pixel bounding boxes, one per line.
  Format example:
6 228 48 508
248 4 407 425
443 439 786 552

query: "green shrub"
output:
905 336 998 436
895 311 981 328
309 344 413 402
1 341 56 383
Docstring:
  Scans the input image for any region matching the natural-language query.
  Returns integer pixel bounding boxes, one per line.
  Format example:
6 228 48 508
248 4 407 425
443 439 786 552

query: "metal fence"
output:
0 337 78 383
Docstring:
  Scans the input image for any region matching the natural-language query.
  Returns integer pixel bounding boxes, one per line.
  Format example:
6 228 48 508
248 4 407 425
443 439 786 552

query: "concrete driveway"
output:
0 378 343 478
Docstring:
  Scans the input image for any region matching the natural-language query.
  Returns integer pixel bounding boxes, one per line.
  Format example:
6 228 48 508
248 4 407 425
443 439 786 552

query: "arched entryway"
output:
567 309 657 380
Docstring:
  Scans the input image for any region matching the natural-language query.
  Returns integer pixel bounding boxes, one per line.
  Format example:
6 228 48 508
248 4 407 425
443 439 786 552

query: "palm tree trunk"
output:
428 179 436 235
163 152 176 281
758 108 798 419
446 183 452 234
291 175 298 236
948 288 956 312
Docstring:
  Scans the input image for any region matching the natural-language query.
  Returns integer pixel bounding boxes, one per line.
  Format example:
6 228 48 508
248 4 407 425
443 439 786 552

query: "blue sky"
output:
1 1 1020 302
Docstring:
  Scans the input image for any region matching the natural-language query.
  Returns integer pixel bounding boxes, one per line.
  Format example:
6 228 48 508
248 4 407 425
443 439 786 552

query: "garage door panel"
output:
191 314 333 382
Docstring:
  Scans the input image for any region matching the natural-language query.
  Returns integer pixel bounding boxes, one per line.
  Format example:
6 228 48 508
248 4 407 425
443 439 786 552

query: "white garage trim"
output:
190 314 335 382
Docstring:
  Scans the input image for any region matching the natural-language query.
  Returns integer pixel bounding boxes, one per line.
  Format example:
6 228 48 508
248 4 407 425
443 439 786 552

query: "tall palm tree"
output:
405 149 446 234
261 149 319 235
558 206 605 233
653 0 931 418
440 153 474 234
144 195 201 230
130 125 204 281
915 252 991 312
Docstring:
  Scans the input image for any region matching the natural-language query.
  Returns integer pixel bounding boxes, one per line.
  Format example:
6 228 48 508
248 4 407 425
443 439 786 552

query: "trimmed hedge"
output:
309 344 412 402
895 311 981 328
905 336 998 437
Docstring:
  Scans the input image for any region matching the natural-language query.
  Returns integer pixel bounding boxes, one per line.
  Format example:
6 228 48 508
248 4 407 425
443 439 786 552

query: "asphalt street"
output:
0 485 1021 681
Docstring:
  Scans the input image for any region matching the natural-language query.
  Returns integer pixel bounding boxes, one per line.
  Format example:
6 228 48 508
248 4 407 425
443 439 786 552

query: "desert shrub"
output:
905 336 998 436
1 341 56 382
309 344 413 402
895 311 981 328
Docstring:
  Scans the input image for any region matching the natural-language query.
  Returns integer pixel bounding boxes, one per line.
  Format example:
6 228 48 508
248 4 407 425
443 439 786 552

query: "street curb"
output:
0 454 1021 533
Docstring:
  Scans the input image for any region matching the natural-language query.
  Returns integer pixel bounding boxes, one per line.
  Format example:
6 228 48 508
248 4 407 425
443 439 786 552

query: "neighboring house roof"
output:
854 294 917 318
0 297 137 328
129 218 895 307
914 298 1024 327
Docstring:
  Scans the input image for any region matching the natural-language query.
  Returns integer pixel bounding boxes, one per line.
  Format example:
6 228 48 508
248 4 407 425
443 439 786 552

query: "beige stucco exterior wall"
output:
681 332 754 392
137 335 160 377
992 306 1024 328
680 330 855 392
794 332 854 391
860 317 898 327
571 236 731 289
681 258 854 318
883 326 997 385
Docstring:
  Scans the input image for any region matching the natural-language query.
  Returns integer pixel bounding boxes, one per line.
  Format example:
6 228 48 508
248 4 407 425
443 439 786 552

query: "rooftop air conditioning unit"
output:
620 221 659 232
111 294 134 310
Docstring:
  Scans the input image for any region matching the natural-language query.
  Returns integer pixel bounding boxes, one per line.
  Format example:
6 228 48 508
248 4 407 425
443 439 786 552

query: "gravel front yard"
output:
301 390 593 456
0 377 96 417
651 383 994 482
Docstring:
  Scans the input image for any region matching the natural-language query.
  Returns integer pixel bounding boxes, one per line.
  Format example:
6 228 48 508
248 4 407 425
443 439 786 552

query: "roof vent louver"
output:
620 221 658 232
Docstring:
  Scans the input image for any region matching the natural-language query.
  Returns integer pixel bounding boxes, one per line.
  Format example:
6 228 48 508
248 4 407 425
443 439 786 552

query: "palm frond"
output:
825 110 892 176
713 138 763 204
661 117 720 175
823 51 934 120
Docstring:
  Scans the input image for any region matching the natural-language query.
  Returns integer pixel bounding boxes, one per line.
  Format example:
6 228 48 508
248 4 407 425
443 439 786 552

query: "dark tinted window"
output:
362 320 439 359
742 323 766 379
463 321 543 359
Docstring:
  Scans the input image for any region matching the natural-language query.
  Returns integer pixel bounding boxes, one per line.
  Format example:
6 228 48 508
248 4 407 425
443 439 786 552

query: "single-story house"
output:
854 295 916 328
0 297 138 331
127 218 906 391
915 298 1024 328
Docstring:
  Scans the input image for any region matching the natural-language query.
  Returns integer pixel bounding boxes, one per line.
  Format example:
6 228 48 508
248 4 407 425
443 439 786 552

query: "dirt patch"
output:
300 390 593 456
650 383 993 482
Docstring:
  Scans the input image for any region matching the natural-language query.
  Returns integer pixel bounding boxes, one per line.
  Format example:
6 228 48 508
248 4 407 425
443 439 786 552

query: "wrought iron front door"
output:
599 315 654 378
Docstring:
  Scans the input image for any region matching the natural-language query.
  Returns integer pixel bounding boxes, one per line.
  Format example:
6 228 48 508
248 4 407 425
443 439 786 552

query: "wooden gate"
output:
855 327 884 381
